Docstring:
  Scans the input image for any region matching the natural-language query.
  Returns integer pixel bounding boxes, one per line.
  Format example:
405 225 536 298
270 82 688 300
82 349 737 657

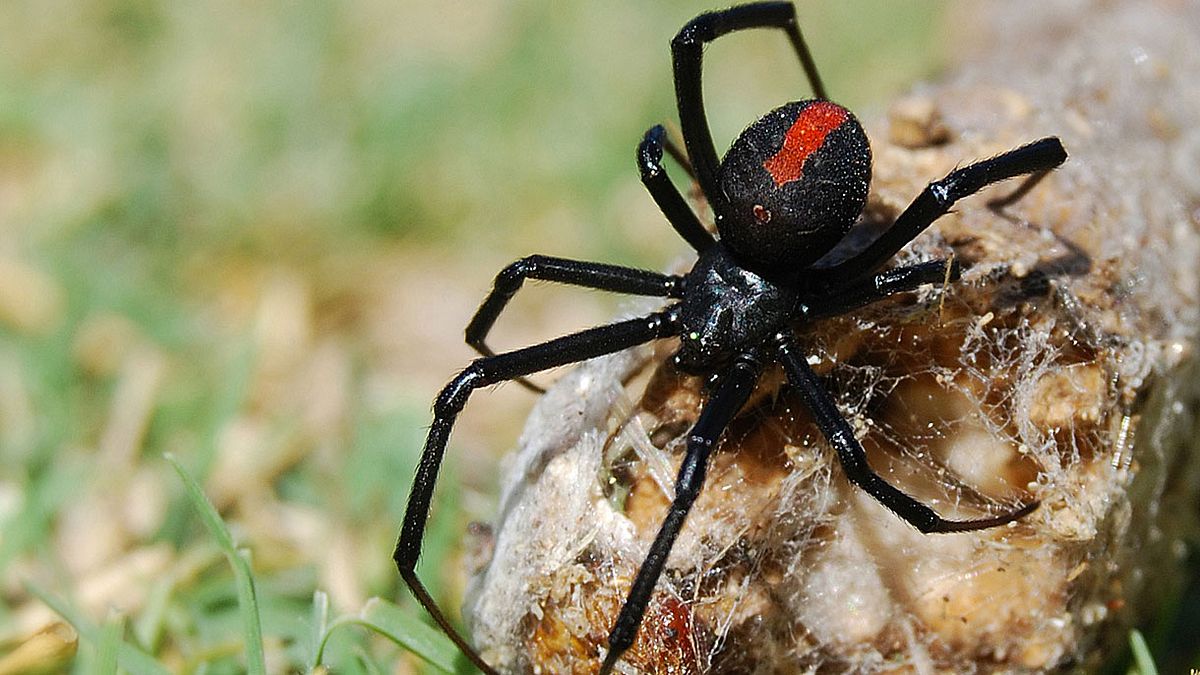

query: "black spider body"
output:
678 99 871 371
395 4 1067 673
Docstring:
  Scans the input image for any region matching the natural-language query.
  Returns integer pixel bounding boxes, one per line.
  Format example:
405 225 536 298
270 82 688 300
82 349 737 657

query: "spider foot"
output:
924 499 1040 534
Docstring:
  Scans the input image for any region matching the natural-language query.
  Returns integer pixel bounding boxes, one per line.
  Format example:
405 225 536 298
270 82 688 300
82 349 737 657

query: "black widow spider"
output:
395 3 1067 673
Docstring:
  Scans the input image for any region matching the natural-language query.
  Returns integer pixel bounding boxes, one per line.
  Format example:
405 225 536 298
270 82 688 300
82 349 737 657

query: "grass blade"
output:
309 590 330 670
1128 629 1159 675
25 583 169 675
360 599 460 672
315 597 459 674
166 453 266 675
97 612 122 674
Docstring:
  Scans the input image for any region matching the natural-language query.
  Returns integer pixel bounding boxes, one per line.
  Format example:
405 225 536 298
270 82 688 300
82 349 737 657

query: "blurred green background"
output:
15 0 1168 672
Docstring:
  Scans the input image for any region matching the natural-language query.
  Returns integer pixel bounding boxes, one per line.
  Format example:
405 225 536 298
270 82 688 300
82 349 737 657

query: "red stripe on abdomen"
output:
763 102 848 187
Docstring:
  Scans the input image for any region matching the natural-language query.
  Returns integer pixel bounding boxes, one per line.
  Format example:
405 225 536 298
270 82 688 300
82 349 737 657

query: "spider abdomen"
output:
717 100 872 277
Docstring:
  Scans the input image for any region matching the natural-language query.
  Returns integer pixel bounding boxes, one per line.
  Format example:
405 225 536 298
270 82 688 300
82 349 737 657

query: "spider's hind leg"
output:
987 168 1053 212
659 124 695 180
397 310 679 674
822 137 1068 281
775 333 1039 534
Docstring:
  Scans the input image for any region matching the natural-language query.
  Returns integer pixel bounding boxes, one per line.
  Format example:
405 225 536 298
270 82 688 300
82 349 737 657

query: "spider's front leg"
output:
775 333 1038 533
672 1 826 202
396 309 679 675
638 125 714 252
599 354 762 675
822 137 1068 281
465 256 682 391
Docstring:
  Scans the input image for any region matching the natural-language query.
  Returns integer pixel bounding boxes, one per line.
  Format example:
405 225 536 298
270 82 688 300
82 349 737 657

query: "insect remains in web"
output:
392 3 1068 673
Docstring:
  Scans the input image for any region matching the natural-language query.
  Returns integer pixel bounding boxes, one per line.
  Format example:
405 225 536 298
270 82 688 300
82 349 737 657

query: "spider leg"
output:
672 1 826 204
775 333 1038 534
639 125 715 252
820 137 1068 282
805 258 960 320
660 125 696 180
397 309 680 675
986 168 1053 211
466 255 682 392
599 354 761 675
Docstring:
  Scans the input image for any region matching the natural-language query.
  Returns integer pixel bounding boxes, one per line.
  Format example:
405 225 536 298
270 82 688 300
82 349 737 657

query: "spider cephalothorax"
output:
675 244 796 373
394 4 1066 674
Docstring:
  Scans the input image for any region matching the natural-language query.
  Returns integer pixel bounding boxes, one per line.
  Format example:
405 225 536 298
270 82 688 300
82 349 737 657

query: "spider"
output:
394 3 1066 673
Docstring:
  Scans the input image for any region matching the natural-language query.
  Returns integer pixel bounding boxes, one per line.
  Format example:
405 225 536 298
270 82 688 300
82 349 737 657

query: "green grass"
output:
1128 629 1159 675
312 593 463 674
166 454 266 675
26 461 466 674
25 584 168 675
